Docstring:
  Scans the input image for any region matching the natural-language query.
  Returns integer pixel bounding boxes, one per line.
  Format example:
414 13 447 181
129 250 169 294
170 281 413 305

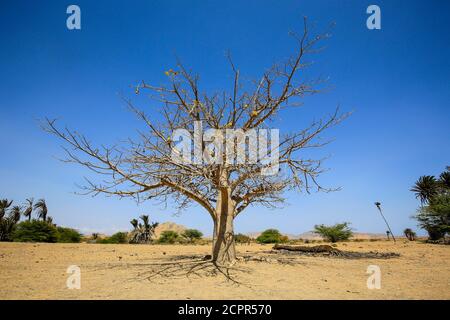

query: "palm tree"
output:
410 175 439 204
23 198 33 221
46 216 54 225
0 202 20 241
403 228 416 241
130 215 159 244
439 170 450 190
130 219 138 230
34 199 48 221
0 199 13 220
10 206 22 224
140 215 150 228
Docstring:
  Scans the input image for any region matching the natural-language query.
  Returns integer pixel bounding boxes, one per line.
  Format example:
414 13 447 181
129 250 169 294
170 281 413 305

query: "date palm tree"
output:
0 203 20 241
0 199 13 220
130 215 159 244
410 175 438 205
130 218 138 230
439 170 450 190
10 206 22 224
46 216 54 225
34 199 48 221
403 228 416 241
23 198 33 221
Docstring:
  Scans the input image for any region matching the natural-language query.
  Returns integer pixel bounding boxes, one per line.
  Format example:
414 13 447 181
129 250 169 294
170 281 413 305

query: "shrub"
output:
158 230 179 244
12 220 58 243
256 229 286 244
56 227 82 243
181 229 203 242
313 222 353 243
108 232 128 244
97 232 128 244
234 233 251 244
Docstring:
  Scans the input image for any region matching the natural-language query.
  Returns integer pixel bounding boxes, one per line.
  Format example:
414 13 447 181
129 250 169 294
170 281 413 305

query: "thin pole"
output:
374 202 396 243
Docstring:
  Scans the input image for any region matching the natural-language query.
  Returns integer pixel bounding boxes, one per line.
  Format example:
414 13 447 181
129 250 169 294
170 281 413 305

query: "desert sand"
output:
0 241 449 299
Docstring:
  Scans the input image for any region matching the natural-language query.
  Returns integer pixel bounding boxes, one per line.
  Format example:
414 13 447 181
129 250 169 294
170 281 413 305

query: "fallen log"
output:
272 244 341 253
272 244 400 259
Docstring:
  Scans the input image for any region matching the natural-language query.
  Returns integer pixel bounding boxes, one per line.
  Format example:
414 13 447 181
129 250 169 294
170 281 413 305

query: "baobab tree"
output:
44 19 347 266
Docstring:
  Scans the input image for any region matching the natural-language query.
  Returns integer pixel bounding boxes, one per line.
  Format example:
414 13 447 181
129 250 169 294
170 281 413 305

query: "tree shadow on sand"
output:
91 246 400 287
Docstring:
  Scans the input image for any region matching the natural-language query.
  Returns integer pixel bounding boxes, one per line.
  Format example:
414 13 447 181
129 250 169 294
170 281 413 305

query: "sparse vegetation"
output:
256 229 287 244
313 222 353 243
158 230 179 244
181 229 203 243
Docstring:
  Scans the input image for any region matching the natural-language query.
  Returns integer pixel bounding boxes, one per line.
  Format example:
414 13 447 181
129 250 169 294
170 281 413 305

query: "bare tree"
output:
43 19 347 266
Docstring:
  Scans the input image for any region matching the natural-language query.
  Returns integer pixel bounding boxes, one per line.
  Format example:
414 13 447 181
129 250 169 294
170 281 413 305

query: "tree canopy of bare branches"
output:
43 18 348 265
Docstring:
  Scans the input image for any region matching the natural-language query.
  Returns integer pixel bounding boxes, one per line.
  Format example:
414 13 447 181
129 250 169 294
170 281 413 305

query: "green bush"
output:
158 230 179 244
234 233 251 243
256 229 286 244
56 227 82 243
12 220 58 243
97 232 128 244
181 229 203 242
313 222 353 243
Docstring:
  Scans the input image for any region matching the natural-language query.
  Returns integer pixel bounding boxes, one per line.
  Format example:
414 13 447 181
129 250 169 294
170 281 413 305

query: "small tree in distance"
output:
314 222 353 243
182 229 203 243
256 229 287 244
43 19 347 266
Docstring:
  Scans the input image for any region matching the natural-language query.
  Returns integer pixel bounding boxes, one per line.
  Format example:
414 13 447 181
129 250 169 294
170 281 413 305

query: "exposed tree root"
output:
123 255 252 285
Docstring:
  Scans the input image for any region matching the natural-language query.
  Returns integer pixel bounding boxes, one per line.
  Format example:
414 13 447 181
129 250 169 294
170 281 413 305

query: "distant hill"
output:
154 222 187 238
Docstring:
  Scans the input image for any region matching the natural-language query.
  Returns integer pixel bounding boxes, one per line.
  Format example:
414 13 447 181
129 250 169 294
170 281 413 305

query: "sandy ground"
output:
0 241 449 299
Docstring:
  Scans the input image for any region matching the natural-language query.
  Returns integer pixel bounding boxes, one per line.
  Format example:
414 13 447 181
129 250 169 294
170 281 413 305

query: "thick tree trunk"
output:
211 188 236 266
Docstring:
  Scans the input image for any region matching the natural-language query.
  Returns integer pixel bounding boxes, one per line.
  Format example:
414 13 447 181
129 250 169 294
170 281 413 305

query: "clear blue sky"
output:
1 1 449 236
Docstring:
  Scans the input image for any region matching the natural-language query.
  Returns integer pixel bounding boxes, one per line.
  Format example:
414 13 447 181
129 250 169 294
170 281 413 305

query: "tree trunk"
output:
211 188 236 266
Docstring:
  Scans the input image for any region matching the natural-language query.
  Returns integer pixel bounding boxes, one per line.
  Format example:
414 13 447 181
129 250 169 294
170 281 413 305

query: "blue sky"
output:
0 1 449 236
